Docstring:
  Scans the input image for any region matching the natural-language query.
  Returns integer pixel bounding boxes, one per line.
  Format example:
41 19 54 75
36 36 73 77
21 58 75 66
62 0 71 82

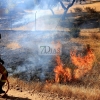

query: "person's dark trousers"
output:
0 71 8 93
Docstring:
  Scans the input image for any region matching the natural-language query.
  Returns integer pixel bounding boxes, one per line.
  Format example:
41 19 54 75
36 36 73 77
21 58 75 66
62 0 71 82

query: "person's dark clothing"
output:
0 58 8 94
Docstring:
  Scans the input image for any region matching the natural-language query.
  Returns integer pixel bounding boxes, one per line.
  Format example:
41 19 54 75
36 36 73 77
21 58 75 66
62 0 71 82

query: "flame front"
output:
54 56 72 83
70 47 95 79
54 45 95 83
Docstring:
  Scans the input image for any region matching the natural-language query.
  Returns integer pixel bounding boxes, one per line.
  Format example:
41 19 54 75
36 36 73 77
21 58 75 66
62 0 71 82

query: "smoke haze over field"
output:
0 1 74 81
0 0 86 81
0 30 85 81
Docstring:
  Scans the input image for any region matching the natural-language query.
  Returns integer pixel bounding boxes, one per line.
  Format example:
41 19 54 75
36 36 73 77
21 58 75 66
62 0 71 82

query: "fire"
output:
54 45 95 83
70 45 95 79
54 56 72 83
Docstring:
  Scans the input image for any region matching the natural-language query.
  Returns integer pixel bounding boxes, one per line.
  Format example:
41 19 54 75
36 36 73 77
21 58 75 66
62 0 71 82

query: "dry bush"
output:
85 7 97 14
85 7 99 19
69 28 80 38
90 32 100 40
74 7 83 13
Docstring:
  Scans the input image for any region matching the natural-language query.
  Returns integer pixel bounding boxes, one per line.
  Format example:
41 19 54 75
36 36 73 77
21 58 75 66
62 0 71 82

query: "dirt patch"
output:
6 42 21 50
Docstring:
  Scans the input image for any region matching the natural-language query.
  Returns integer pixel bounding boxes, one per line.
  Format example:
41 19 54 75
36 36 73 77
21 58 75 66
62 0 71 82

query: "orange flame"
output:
70 46 95 79
54 45 95 83
54 56 72 83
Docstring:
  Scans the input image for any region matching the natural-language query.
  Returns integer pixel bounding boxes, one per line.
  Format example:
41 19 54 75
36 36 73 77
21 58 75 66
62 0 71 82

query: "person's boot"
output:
0 88 5 94
0 84 5 94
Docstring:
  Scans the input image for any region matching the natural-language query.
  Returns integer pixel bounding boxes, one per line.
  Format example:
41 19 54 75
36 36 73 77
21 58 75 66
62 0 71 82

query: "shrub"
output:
74 7 83 13
90 32 100 40
69 28 80 38
85 7 97 14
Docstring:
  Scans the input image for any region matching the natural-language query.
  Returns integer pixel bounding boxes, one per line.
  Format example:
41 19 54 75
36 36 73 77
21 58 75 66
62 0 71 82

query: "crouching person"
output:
0 58 8 93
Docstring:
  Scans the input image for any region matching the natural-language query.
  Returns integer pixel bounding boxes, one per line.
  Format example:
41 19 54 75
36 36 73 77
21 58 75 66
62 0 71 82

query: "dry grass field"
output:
3 31 99 100
1 2 100 100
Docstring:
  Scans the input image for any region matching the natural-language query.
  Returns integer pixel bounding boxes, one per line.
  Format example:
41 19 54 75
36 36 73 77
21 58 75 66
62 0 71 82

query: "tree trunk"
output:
60 0 76 20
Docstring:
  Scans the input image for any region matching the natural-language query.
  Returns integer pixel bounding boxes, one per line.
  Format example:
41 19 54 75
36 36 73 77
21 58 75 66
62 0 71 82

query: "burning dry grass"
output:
54 44 95 83
54 56 72 83
7 31 100 100
70 46 95 79
47 32 99 99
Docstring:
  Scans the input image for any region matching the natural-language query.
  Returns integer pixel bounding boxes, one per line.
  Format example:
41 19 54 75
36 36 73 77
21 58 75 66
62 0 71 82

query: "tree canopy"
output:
33 0 76 18
0 0 76 18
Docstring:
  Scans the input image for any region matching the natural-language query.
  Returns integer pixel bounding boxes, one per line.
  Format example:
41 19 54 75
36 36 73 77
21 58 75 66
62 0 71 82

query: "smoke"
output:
12 10 52 29
15 32 58 81
0 0 83 82
2 30 82 81
0 31 57 81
